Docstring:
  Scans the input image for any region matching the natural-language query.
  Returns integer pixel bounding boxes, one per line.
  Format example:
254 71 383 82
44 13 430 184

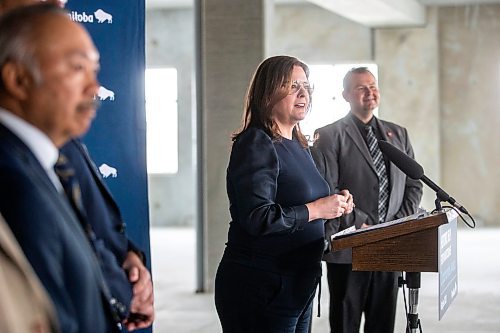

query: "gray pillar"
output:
197 0 266 291
439 5 500 226
375 7 440 211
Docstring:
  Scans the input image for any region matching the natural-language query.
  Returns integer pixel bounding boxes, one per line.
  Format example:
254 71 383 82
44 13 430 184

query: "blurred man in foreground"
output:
0 1 155 330
0 4 117 332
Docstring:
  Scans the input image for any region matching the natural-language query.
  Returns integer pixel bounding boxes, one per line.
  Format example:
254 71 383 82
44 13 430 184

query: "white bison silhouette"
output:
94 9 112 23
99 163 117 178
97 86 115 101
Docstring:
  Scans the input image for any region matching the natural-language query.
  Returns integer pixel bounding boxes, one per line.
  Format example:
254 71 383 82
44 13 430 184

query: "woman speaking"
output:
214 55 353 332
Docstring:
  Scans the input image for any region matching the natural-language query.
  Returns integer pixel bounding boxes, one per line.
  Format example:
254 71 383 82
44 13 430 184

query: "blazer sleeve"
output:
227 129 309 236
394 128 423 219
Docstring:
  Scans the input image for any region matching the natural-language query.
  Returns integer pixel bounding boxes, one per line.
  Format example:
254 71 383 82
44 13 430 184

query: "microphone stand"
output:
404 271 421 333
401 194 445 333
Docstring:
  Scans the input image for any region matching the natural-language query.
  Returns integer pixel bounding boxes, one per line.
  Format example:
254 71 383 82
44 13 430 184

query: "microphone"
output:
378 140 469 215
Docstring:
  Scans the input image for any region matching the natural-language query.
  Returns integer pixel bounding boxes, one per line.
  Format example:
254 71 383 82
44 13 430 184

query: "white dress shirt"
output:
0 108 63 192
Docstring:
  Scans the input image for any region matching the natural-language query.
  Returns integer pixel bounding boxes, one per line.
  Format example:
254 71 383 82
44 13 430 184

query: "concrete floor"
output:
151 227 500 333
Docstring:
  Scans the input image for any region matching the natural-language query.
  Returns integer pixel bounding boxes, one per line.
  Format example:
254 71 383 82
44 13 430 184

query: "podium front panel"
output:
352 228 439 272
438 212 458 319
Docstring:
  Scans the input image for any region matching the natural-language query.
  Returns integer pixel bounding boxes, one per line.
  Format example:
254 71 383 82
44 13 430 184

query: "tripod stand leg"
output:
406 272 421 333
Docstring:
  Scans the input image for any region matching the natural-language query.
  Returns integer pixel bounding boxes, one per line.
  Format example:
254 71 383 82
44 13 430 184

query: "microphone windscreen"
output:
378 140 424 179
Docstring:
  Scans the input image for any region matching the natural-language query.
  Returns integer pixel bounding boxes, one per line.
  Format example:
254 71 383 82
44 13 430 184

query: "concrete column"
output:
439 5 500 226
198 0 266 291
375 7 440 211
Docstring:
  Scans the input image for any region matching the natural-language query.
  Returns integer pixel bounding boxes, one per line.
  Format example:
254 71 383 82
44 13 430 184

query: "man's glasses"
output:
288 80 314 95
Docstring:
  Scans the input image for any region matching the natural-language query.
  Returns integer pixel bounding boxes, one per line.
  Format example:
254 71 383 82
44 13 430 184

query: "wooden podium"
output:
331 210 459 331
331 211 450 273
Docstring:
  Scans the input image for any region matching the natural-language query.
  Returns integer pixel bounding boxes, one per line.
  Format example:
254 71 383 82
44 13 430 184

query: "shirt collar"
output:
0 108 59 171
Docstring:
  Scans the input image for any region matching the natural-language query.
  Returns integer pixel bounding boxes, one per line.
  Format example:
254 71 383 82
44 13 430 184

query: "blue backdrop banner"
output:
65 2 151 331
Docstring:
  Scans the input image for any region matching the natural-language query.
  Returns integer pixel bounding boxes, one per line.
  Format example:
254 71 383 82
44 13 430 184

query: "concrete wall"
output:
146 2 500 293
438 4 500 226
271 4 372 62
146 9 196 227
375 8 441 211
145 4 373 229
375 4 500 225
145 3 500 229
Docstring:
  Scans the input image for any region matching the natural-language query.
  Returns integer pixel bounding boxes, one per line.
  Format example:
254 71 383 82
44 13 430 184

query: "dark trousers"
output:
326 263 399 333
215 261 319 333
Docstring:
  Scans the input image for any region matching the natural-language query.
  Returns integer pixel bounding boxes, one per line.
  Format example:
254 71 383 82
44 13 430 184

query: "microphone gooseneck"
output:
378 140 469 215
378 140 423 180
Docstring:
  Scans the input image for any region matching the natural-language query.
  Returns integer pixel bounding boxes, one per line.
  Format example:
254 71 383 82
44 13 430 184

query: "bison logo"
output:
97 86 115 101
94 9 112 24
99 163 118 178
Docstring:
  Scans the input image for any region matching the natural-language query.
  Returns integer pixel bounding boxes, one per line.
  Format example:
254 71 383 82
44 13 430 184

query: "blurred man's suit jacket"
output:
0 123 115 333
0 213 59 333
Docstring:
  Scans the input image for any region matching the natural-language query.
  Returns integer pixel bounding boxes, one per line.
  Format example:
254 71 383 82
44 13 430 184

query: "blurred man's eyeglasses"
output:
288 80 314 95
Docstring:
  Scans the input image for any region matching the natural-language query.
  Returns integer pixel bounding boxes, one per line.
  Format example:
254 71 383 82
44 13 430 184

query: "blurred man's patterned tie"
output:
54 154 89 229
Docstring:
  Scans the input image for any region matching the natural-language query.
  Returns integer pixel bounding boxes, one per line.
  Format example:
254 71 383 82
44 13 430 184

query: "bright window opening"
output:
145 68 178 174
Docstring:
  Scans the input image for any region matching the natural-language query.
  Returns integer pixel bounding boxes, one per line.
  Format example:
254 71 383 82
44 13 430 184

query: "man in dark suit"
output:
0 4 118 332
0 1 154 330
60 138 155 331
312 67 423 333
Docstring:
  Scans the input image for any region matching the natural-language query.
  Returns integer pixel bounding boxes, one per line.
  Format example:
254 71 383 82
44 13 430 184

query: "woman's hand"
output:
306 189 355 221
339 189 354 215
306 193 348 221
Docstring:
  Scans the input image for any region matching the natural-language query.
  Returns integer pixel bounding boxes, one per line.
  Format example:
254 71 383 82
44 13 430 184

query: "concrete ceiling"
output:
307 0 426 27
145 0 500 27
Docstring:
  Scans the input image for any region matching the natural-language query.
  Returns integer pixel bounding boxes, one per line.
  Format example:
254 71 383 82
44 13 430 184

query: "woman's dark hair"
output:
232 55 311 148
